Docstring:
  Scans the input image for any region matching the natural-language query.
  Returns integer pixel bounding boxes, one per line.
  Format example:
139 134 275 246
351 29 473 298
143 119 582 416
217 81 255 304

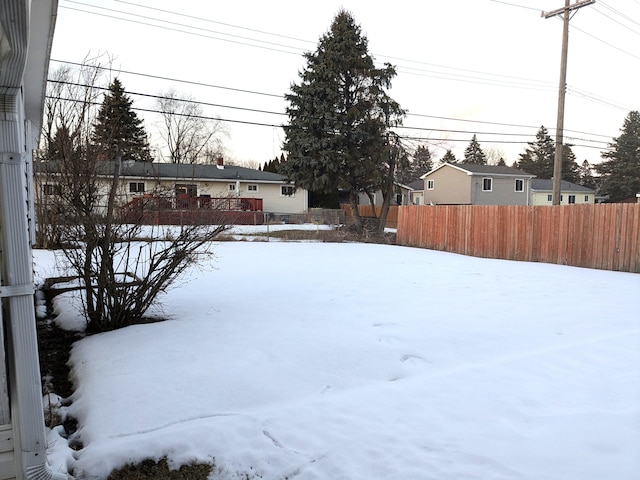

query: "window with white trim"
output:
281 185 295 197
584 195 589 202
515 179 524 192
482 177 493 192
129 182 145 193
568 195 576 204
43 183 61 195
547 194 553 202
247 184 258 192
228 184 236 192
426 179 435 190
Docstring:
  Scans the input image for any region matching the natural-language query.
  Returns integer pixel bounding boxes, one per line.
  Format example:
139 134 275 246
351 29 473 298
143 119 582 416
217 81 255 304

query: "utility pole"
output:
543 0 595 205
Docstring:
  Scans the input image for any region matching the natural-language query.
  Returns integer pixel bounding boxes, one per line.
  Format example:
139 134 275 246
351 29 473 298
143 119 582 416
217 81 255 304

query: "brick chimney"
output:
216 156 224 169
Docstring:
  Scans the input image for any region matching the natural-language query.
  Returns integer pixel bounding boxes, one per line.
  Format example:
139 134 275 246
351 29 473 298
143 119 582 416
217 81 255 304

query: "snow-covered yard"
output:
37 236 640 479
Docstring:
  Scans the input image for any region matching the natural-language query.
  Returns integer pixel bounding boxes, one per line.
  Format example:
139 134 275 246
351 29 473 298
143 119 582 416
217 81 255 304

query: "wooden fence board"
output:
396 204 640 273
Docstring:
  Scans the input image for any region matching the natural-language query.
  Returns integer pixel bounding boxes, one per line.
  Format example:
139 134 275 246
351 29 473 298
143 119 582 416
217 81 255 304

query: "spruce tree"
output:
396 145 432 184
463 134 487 165
596 110 640 201
281 9 404 232
517 126 554 177
561 144 580 184
578 160 597 189
441 149 457 164
92 78 152 162
516 126 579 180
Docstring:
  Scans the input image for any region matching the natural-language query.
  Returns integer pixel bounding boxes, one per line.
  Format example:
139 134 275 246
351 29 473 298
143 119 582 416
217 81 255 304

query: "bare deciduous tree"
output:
36 59 230 332
156 88 226 164
484 146 507 166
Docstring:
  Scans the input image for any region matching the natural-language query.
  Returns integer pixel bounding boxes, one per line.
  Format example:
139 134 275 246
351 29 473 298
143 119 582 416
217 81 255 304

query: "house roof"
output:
421 162 535 179
124 161 287 183
36 160 289 184
530 179 594 193
407 179 424 190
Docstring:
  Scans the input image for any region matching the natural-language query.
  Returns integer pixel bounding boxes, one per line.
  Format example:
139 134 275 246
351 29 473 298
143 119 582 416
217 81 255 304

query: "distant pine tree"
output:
517 126 554 177
92 78 152 162
596 110 640 201
397 145 432 184
441 149 457 164
463 135 486 165
578 160 597 189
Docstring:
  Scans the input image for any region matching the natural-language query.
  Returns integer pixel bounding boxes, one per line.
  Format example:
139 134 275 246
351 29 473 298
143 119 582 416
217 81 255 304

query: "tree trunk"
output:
349 191 363 234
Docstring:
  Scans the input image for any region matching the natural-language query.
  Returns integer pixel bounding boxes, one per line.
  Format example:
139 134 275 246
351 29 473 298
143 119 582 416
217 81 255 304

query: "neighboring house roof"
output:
123 161 287 183
37 160 289 184
406 179 425 190
421 163 535 179
530 179 594 193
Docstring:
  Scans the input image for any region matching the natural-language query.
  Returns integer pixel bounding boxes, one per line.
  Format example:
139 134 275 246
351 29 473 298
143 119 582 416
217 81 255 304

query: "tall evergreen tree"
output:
396 144 432 184
596 110 640 201
463 134 486 165
577 160 597 189
441 149 457 164
281 9 404 232
561 144 580 184
516 125 579 180
92 78 152 162
516 126 554 177
412 144 433 176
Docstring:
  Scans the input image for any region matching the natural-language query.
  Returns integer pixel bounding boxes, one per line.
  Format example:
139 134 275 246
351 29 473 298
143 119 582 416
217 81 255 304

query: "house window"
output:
584 195 589 202
568 195 576 204
281 185 295 197
547 194 553 202
175 184 197 197
482 177 493 192
247 184 258 192
43 183 61 195
426 180 435 190
228 184 236 192
129 182 145 193
515 179 524 192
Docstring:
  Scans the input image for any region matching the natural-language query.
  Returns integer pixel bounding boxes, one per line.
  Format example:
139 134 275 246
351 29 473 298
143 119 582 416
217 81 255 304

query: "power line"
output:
55 2 632 115
47 64 615 144
598 1 640 28
59 1 557 94
571 24 640 61
46 79 612 150
592 6 640 36
113 0 314 45
49 59 283 99
58 3 305 56
486 0 542 12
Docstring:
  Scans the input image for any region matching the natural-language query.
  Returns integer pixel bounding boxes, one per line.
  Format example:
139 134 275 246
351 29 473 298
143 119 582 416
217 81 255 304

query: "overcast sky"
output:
49 0 640 169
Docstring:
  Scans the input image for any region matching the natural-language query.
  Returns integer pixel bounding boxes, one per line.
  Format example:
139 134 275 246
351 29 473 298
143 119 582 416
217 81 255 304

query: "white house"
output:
0 1 68 478
529 179 595 205
35 159 310 223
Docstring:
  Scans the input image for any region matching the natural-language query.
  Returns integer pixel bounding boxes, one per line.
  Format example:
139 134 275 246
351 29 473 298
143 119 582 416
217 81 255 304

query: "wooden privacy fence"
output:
396 204 640 273
341 204 400 229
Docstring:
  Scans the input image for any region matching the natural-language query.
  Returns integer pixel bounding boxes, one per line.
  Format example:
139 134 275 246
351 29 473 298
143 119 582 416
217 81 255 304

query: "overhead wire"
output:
46 78 612 151
52 2 625 154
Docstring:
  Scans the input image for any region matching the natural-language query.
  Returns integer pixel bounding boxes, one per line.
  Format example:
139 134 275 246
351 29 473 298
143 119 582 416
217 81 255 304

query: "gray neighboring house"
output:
0 1 68 478
420 163 535 205
529 179 596 205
